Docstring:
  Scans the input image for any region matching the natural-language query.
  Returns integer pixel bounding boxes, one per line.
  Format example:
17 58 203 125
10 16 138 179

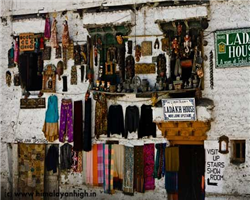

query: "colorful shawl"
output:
93 144 98 186
165 172 178 193
104 144 109 193
113 144 124 190
71 150 82 173
103 144 114 194
165 147 179 172
134 145 144 193
97 144 104 186
144 143 155 190
86 150 93 185
123 146 134 195
154 143 166 179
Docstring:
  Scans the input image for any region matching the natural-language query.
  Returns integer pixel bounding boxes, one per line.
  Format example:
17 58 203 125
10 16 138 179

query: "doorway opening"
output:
178 145 205 200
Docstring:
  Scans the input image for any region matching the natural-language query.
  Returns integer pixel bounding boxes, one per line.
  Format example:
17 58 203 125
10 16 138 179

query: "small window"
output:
231 140 245 164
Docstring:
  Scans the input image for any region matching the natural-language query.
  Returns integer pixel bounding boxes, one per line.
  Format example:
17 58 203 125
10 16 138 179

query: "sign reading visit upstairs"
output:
215 28 250 68
162 98 196 121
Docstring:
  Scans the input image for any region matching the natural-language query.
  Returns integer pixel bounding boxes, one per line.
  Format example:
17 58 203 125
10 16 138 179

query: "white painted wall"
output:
1 0 250 199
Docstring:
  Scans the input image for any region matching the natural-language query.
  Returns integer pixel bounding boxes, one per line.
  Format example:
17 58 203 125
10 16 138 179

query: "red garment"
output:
14 39 19 64
39 37 44 50
144 143 155 190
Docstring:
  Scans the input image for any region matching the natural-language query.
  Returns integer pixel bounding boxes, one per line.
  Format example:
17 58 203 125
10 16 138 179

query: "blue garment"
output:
45 95 59 123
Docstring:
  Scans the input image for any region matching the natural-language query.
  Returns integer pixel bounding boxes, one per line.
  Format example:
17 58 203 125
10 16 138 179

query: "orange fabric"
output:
93 144 98 186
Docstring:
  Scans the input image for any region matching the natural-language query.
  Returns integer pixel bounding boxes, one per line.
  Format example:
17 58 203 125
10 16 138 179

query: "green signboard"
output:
215 28 250 68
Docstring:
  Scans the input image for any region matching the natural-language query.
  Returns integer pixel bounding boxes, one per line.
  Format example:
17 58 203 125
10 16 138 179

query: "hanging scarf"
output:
50 18 59 48
86 150 93 185
14 39 19 64
154 143 166 179
97 144 104 186
44 16 51 40
123 146 134 195
134 146 144 193
104 144 109 193
93 144 98 186
113 144 124 190
144 143 155 190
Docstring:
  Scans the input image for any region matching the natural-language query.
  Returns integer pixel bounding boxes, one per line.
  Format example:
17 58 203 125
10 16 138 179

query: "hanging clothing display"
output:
97 144 104 186
59 99 73 143
93 144 98 186
43 95 59 142
123 146 134 195
62 20 70 48
113 144 124 190
144 143 155 190
165 147 180 172
50 18 59 48
71 150 83 172
134 145 144 193
95 94 108 138
73 100 83 151
45 145 58 173
83 97 92 151
14 39 19 65
86 150 93 185
60 143 73 170
107 105 125 137
125 105 139 138
138 104 156 138
44 15 51 40
154 143 166 179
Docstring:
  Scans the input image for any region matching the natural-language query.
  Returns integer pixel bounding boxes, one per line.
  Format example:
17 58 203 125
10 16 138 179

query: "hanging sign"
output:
19 33 35 51
162 98 196 121
215 28 250 68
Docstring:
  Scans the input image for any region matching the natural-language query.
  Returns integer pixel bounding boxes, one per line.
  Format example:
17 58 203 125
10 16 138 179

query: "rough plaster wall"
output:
202 0 250 197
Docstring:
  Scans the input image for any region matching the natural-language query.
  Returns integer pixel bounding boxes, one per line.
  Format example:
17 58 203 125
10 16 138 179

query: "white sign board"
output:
162 98 196 121
205 141 228 193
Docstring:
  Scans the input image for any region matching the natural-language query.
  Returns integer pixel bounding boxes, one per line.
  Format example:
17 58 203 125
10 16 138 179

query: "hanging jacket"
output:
46 145 58 173
138 104 156 138
107 105 125 137
60 143 73 170
45 95 59 123
125 105 139 138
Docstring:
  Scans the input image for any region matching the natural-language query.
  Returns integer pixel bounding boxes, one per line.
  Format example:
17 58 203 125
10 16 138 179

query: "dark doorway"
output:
178 145 205 200
19 52 43 91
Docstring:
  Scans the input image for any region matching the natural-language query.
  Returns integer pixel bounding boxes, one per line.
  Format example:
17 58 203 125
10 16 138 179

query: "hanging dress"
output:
14 39 19 65
44 16 51 40
50 18 59 48
62 21 70 48
42 95 59 142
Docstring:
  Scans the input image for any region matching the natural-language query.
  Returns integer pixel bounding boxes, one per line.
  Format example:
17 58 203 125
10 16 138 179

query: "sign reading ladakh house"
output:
215 28 250 67
162 98 196 121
